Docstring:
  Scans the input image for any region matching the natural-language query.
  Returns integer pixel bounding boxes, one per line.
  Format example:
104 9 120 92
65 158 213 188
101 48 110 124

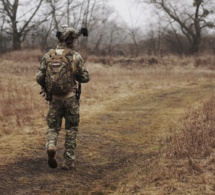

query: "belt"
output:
52 91 76 100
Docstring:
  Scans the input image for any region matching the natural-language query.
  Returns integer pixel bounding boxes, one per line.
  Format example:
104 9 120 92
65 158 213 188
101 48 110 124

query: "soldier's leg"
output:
62 96 79 170
46 99 63 168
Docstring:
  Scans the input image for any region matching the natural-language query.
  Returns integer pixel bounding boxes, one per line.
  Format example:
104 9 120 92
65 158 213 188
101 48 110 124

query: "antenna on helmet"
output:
78 28 88 37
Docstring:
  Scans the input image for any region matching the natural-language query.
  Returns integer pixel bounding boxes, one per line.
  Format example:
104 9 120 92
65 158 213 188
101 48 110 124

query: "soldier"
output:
36 25 90 170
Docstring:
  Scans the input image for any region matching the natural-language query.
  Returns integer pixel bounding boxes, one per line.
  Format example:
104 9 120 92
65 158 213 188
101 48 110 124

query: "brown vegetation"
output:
1 50 215 194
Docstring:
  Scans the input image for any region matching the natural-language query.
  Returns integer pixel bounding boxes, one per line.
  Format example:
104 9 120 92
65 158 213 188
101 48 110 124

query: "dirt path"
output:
0 82 214 195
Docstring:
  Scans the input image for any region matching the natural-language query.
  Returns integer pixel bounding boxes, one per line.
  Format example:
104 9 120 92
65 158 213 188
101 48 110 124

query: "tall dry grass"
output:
1 49 215 135
134 94 215 194
0 49 45 136
165 96 215 159
88 54 215 69
115 95 215 194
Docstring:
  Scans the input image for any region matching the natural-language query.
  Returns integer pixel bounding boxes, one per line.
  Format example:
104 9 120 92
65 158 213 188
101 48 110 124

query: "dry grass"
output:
1 49 215 194
114 93 215 194
112 90 215 194
148 96 215 194
88 54 215 69
0 50 45 137
81 56 215 117
165 97 215 159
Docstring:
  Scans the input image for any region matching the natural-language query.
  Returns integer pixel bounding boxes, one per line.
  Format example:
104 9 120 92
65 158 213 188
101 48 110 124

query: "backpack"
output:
45 48 76 95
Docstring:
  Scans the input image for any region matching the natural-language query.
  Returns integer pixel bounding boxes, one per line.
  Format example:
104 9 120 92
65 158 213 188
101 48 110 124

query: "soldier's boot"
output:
61 159 74 170
62 129 77 170
46 129 59 168
47 145 57 168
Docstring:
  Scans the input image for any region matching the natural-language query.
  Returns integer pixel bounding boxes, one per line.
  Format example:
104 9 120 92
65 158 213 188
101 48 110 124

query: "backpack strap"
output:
45 48 76 73
61 49 76 80
62 48 71 56
46 49 56 64
62 49 77 73
71 52 77 73
49 49 56 55
61 48 71 64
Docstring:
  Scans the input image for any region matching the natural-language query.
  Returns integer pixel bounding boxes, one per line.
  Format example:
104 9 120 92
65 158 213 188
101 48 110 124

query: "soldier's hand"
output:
40 89 46 98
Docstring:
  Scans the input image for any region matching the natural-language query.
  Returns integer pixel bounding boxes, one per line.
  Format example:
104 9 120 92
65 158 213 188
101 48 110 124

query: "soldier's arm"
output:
36 54 48 88
74 53 90 83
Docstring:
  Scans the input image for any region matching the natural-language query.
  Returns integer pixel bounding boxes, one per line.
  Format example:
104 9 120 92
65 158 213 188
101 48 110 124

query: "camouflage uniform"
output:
36 41 90 167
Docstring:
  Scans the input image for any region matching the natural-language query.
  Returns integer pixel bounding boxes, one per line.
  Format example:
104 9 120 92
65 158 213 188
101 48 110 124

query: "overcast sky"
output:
108 0 153 28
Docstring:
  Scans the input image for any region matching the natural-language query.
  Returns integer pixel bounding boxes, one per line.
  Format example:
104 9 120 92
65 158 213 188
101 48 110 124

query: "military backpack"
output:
45 48 76 95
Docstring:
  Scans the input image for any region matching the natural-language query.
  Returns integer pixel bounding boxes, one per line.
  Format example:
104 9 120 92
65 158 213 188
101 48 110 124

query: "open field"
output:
0 50 215 194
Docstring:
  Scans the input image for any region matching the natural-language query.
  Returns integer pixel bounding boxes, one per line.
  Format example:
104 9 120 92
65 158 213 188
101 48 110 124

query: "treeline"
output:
0 0 215 56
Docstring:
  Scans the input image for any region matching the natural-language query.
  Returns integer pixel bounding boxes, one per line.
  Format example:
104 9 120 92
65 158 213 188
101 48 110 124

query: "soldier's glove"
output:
75 71 82 82
40 88 52 101
40 88 46 98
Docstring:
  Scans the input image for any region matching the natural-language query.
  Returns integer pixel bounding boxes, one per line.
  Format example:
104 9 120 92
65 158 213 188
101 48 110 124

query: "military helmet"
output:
56 25 79 42
56 25 88 42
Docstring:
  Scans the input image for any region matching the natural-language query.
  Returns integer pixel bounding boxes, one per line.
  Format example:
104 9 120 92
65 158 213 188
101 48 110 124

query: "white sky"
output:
108 0 152 28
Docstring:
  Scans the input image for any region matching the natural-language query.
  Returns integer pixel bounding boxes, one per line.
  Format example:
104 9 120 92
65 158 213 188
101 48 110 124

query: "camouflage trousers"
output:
46 95 79 163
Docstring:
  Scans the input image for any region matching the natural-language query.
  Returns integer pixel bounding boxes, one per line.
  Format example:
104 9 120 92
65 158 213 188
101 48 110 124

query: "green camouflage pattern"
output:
36 43 90 88
36 43 90 164
45 49 74 95
60 26 79 40
46 96 79 162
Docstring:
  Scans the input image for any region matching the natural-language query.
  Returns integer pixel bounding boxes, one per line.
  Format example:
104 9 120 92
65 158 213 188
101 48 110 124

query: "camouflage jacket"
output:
36 43 90 98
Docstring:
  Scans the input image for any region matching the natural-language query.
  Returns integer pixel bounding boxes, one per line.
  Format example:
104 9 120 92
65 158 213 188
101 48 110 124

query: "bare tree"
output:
65 0 86 28
89 4 115 54
127 26 141 56
46 0 65 31
0 10 8 52
0 0 136 54
40 0 118 52
107 24 119 54
137 0 215 54
145 27 161 55
0 0 47 50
